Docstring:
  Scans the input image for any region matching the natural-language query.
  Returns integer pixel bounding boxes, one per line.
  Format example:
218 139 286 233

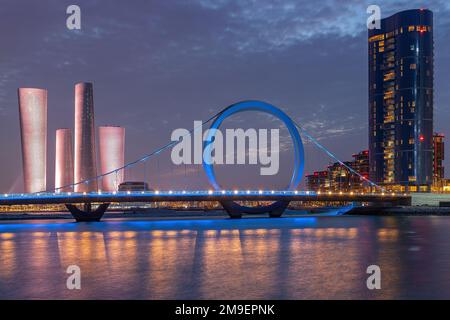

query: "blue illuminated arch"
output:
203 100 304 207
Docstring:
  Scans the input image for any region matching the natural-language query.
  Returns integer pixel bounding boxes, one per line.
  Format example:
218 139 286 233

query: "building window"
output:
410 63 416 70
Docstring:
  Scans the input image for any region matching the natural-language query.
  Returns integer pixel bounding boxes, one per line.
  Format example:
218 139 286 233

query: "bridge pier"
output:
220 200 290 218
65 203 110 222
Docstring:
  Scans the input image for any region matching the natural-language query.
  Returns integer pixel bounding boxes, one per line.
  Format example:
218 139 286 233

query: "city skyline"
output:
2 1 450 192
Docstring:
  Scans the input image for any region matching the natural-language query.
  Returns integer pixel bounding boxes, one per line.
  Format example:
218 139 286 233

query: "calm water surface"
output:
1 214 450 299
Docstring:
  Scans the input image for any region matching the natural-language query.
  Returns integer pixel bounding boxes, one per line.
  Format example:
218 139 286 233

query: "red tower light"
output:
419 135 425 142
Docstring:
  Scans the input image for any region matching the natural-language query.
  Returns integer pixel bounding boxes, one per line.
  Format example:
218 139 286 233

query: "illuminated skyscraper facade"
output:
433 133 444 185
55 128 74 192
369 9 433 191
74 82 97 192
18 88 47 193
98 126 125 191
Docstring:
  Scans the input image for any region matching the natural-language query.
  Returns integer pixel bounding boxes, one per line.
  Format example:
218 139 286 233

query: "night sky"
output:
1 0 450 192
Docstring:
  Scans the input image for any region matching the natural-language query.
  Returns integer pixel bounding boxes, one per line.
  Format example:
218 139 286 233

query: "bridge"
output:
1 100 414 221
0 190 411 221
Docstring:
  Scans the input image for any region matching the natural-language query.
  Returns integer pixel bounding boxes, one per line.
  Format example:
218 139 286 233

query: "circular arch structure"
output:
203 100 305 218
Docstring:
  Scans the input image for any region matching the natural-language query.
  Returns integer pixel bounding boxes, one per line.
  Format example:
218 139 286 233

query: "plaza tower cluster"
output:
18 83 125 193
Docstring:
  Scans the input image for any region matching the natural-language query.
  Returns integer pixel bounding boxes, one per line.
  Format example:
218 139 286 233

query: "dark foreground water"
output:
1 215 450 299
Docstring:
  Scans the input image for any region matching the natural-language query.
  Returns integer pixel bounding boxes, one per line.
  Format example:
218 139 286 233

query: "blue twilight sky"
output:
1 0 449 192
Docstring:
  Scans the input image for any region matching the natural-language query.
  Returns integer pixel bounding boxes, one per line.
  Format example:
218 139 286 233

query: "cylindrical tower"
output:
74 82 97 192
18 88 47 193
99 126 125 191
55 128 74 192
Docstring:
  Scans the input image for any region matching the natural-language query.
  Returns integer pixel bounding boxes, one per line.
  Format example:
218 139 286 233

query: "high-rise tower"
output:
55 128 74 192
18 88 47 193
74 82 97 192
98 126 125 191
368 9 433 192
433 133 444 185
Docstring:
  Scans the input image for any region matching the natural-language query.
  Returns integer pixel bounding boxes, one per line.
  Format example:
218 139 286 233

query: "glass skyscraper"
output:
368 9 433 192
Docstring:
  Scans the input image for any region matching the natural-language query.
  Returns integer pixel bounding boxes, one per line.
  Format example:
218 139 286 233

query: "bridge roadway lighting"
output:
155 190 160 195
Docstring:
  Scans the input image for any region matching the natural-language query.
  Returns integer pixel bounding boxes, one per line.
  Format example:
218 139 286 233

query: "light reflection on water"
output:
1 216 450 299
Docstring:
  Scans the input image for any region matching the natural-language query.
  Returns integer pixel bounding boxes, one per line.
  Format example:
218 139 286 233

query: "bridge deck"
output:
0 190 411 206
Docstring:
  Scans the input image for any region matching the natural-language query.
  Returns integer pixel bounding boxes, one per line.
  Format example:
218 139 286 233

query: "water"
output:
1 215 450 299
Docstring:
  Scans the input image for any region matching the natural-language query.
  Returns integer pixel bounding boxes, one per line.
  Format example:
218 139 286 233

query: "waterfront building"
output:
74 82 97 192
55 128 74 192
99 126 125 191
118 181 150 192
306 171 329 192
368 9 434 192
18 88 47 193
433 133 445 188
305 150 369 192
